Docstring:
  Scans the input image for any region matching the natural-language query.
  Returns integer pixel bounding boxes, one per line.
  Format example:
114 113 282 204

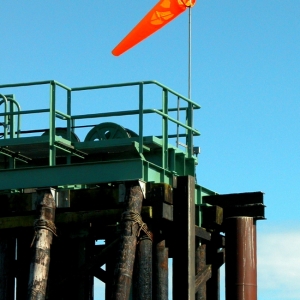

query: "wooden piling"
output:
173 176 195 300
27 189 56 300
196 243 207 300
111 183 144 300
206 233 221 300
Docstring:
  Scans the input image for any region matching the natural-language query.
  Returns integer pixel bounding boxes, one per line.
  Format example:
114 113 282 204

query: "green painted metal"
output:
0 94 9 139
84 122 131 141
0 79 216 211
0 159 144 190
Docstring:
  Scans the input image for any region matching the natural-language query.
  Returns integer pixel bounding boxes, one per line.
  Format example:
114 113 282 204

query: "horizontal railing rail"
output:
0 80 200 166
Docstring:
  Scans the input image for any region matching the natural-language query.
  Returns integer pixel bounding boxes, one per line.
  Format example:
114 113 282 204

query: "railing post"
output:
186 100 193 158
162 88 168 173
138 83 144 154
49 82 56 166
0 94 9 139
67 89 72 164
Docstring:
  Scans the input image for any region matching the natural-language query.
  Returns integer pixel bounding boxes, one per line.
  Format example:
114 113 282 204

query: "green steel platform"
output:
0 80 216 204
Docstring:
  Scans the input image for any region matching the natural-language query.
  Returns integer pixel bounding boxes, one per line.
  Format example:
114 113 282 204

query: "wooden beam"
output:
195 265 212 293
196 243 207 300
173 176 195 300
0 206 153 230
195 226 211 241
146 183 173 204
201 205 223 230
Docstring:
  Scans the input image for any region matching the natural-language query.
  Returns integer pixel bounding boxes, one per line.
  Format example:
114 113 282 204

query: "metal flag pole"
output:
187 6 194 158
188 6 192 99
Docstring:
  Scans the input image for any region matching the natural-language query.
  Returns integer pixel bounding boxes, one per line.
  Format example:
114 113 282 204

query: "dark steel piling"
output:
153 238 168 300
111 183 143 300
133 235 153 300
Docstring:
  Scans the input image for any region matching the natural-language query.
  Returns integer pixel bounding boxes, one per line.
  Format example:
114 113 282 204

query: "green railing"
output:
0 80 200 166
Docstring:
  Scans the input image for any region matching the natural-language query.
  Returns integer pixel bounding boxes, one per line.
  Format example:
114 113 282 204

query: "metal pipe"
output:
225 217 257 300
111 183 143 300
153 238 168 300
133 235 153 300
27 189 56 300
188 7 192 100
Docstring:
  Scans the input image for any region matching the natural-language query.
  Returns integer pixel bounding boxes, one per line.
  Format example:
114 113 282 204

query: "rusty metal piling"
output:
225 217 257 300
27 189 56 300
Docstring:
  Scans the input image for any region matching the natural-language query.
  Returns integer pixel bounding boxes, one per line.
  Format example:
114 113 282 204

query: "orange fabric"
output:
112 0 196 56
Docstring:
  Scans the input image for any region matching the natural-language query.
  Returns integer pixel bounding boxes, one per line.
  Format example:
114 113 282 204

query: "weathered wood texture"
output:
0 237 15 300
206 233 222 300
196 244 207 300
0 207 153 231
173 176 195 300
111 184 143 300
27 189 56 300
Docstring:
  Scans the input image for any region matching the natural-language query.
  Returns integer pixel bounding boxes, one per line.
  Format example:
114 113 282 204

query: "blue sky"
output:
1 1 300 299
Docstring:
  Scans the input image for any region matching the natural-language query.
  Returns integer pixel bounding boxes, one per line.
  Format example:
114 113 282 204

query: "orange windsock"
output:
112 0 196 56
